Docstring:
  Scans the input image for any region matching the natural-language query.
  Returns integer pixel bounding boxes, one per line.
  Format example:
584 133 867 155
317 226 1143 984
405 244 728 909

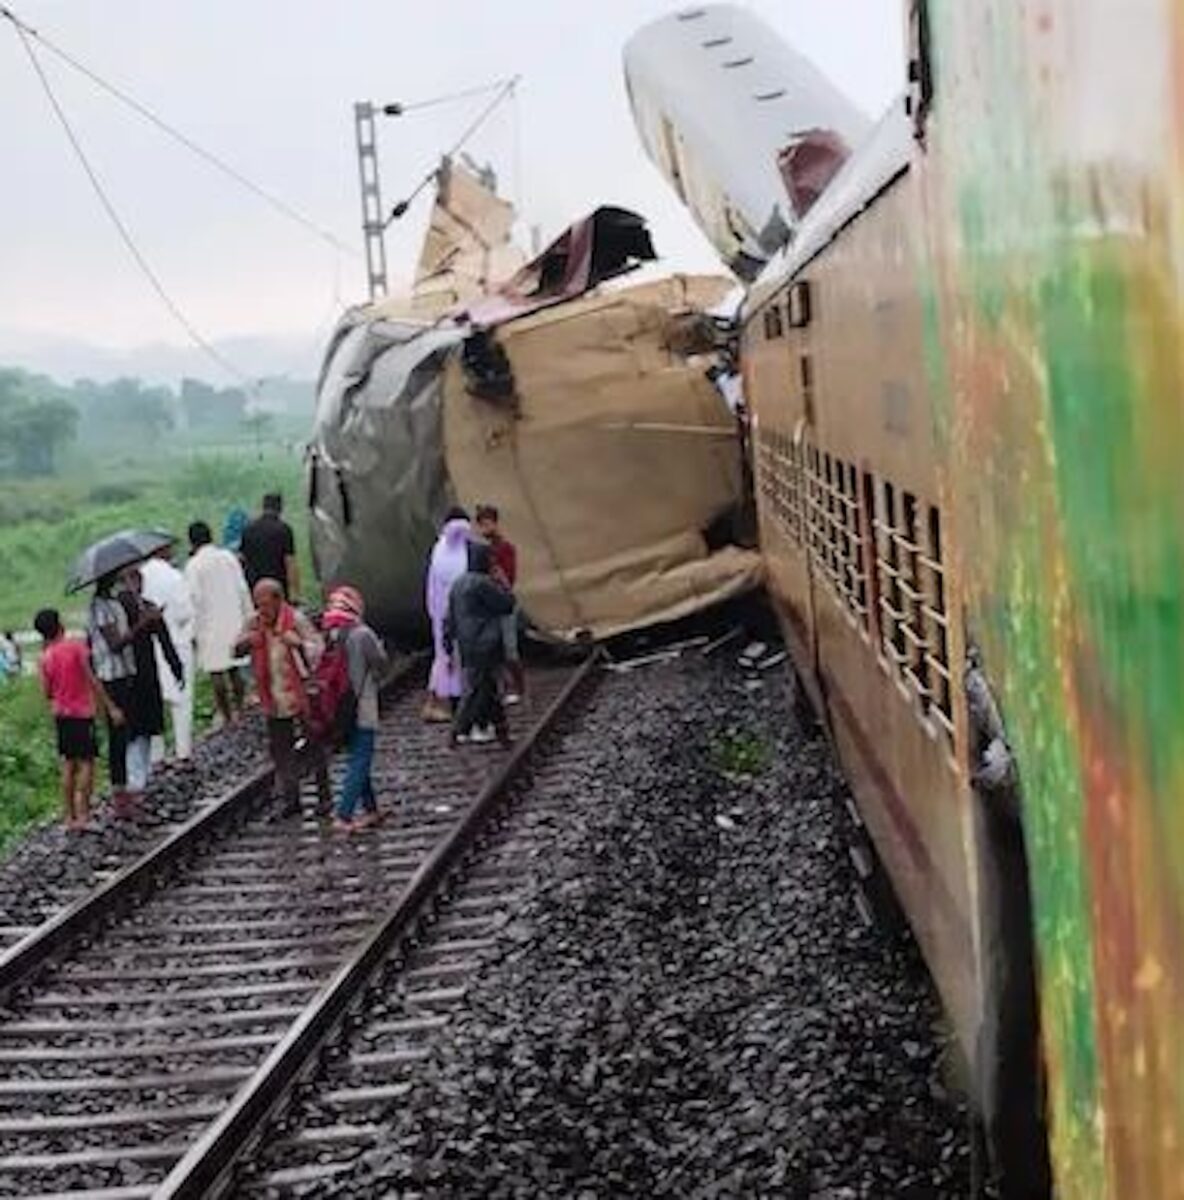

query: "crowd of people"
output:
31 492 524 835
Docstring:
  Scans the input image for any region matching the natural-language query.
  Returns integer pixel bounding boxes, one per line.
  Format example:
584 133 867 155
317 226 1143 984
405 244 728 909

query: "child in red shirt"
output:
35 608 123 830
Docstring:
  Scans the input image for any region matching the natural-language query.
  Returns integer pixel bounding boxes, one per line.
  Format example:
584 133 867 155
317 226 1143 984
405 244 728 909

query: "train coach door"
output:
787 281 830 727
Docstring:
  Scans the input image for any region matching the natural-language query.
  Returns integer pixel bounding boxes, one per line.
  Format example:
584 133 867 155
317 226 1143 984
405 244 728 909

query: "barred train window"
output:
758 438 954 741
756 427 803 546
874 481 954 740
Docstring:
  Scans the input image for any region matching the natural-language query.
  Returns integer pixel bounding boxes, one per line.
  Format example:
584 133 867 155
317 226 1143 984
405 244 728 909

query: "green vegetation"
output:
0 358 319 847
710 728 771 778
0 675 62 851
0 450 311 631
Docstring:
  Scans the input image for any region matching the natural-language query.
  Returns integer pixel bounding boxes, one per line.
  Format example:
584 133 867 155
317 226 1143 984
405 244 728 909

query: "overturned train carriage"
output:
308 215 760 640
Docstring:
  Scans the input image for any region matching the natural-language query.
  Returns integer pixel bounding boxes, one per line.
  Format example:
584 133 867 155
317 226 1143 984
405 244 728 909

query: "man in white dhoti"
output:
183 520 253 726
141 544 196 763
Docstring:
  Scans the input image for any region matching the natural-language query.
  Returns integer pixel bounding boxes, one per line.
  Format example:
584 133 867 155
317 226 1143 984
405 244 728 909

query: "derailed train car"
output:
661 4 1184 1199
309 193 760 641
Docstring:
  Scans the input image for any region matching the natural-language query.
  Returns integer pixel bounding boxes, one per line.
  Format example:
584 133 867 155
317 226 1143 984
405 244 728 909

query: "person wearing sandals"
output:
324 586 389 832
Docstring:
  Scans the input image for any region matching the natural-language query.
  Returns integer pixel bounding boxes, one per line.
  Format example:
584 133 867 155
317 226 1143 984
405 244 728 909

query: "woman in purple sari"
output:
423 508 471 722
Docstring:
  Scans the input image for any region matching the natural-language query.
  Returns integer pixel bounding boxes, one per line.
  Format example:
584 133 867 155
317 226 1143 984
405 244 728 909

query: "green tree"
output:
0 369 78 477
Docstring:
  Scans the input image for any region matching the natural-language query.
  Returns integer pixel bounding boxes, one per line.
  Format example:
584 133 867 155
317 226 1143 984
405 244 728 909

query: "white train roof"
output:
746 97 913 314
624 4 870 277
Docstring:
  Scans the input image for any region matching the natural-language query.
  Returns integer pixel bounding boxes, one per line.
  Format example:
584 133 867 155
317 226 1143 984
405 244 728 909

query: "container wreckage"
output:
308 159 760 640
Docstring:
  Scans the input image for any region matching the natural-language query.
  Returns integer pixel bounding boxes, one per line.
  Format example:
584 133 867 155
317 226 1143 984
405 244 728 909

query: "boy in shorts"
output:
35 608 123 831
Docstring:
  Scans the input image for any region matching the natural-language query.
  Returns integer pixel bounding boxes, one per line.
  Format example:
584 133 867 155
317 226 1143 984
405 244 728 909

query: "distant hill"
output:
0 326 328 391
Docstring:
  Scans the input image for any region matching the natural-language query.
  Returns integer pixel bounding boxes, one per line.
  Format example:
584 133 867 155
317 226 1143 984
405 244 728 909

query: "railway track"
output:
0 657 596 1199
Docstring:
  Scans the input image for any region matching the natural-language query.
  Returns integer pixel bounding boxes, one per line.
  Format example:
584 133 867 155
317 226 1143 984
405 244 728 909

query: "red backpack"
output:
305 628 358 746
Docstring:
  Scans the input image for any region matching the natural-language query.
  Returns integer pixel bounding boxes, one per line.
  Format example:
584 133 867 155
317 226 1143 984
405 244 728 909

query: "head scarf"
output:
425 517 471 622
323 584 364 630
222 507 249 552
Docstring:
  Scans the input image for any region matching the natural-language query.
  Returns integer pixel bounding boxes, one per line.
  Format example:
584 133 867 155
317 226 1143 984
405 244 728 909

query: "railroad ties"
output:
0 660 596 1198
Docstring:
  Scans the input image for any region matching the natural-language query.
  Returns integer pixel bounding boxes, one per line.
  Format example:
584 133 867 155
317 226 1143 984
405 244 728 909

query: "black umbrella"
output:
65 529 175 594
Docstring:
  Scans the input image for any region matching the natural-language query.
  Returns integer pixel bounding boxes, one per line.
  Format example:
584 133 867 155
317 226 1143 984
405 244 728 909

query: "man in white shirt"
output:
140 543 196 763
183 520 253 727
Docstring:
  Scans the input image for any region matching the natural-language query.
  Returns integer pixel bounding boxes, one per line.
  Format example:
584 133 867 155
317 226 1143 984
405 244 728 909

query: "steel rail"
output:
155 650 601 1199
0 657 423 1004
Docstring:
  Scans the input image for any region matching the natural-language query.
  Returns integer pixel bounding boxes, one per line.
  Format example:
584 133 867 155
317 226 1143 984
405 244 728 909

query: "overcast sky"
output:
0 1 904 370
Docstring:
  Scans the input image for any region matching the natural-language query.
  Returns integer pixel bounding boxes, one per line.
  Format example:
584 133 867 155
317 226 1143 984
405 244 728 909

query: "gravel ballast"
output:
343 654 971 1197
0 716 267 936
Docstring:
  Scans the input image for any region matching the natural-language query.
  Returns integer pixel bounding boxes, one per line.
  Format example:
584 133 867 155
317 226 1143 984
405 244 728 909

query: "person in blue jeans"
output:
324 586 389 832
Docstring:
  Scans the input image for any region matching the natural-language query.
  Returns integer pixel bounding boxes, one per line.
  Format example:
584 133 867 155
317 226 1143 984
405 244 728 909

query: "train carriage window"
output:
764 304 785 340
906 0 934 143
925 506 954 740
901 493 929 706
790 440 805 543
788 280 812 329
844 463 864 618
823 453 837 587
878 482 907 671
861 472 880 639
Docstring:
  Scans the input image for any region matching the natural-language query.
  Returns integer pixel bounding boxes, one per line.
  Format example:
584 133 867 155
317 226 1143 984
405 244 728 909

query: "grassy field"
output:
0 449 312 632
0 443 312 846
0 675 63 851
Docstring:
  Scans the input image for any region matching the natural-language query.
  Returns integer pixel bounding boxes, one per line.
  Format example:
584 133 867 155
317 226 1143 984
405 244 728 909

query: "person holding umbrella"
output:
70 529 173 814
117 566 183 798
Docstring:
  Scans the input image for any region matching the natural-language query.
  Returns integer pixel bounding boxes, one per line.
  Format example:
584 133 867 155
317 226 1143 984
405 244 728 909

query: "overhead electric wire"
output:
10 20 258 389
0 3 359 258
389 77 518 115
388 75 521 224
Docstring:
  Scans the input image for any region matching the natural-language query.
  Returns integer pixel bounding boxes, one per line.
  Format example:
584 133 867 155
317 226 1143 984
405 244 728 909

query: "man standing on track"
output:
445 541 515 748
236 578 330 818
140 543 196 764
184 521 252 727
474 503 524 704
240 493 300 603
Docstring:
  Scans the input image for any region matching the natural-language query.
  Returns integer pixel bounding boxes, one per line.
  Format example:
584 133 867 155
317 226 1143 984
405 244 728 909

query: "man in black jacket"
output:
444 541 514 747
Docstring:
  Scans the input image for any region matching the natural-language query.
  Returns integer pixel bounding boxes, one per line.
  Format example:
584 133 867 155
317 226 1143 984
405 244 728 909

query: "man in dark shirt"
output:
240 493 300 602
475 503 524 703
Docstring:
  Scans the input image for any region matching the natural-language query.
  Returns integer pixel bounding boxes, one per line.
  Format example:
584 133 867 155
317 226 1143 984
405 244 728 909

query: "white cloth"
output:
713 371 745 416
126 736 152 793
140 557 194 704
184 544 253 673
142 557 196 759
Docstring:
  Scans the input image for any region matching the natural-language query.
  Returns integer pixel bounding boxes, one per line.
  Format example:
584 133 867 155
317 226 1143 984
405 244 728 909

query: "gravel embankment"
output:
0 716 267 936
344 655 971 1198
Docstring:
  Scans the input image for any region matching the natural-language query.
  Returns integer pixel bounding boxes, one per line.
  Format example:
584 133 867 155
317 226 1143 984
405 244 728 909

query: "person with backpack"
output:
445 541 515 747
318 585 389 832
235 578 330 818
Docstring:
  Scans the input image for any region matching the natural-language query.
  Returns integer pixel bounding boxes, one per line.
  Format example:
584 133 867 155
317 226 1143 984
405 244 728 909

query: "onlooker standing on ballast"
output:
322 586 390 833
474 503 524 704
236 578 330 818
445 541 515 747
185 521 252 727
241 492 300 602
423 507 471 723
140 543 196 764
35 608 123 830
88 571 151 815
117 566 184 800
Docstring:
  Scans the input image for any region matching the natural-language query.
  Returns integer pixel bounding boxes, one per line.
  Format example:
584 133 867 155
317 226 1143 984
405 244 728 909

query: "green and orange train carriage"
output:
741 3 1184 1197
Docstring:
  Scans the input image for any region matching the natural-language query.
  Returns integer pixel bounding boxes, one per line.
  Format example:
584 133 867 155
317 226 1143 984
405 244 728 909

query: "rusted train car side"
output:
742 117 981 1069
743 2 1184 1196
